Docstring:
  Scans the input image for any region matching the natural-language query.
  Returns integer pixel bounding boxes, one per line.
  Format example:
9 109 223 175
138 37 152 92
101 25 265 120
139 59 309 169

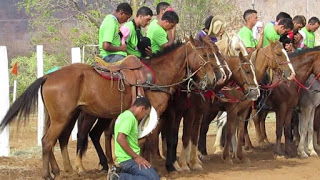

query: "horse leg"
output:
252 108 264 147
260 111 271 146
222 111 236 164
160 116 167 159
104 119 116 167
244 108 254 150
89 118 111 171
292 110 300 145
198 111 218 160
284 109 295 158
307 108 318 157
74 113 97 173
235 110 251 164
274 110 285 158
214 111 227 155
298 107 310 158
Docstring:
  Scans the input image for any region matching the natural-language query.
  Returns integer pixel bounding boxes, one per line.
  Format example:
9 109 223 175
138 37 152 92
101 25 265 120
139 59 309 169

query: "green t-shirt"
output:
114 110 140 163
262 23 280 47
124 21 141 58
238 26 258 48
99 14 127 57
302 27 316 48
147 19 168 53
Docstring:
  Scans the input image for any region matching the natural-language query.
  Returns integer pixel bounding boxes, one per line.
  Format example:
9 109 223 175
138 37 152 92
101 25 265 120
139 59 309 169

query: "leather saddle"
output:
93 55 154 104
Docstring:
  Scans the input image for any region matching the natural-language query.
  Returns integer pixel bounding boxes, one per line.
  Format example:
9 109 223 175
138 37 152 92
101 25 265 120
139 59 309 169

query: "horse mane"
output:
289 46 320 58
151 40 184 58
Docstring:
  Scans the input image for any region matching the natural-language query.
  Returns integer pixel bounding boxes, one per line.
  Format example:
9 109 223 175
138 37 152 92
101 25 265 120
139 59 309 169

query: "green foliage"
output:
9 53 67 97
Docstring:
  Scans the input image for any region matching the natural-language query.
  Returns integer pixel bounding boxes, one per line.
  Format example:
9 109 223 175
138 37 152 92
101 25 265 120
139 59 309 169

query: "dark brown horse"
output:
251 47 320 158
70 36 228 174
0 39 216 179
198 41 296 163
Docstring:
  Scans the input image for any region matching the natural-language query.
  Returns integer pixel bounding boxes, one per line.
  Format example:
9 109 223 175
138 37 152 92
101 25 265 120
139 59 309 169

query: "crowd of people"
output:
99 2 320 180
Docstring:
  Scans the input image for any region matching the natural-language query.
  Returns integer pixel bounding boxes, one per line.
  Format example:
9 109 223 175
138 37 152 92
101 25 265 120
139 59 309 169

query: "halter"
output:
293 73 320 92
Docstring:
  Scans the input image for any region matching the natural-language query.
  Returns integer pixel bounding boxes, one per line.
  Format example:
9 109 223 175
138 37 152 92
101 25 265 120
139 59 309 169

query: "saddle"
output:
93 55 154 105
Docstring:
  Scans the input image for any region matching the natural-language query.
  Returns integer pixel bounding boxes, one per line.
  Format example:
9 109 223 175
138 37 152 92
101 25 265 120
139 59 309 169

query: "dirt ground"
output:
1 113 320 180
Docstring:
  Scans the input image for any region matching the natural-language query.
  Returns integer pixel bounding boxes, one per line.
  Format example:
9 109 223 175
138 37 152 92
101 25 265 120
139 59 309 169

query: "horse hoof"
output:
274 154 285 160
309 151 318 157
222 157 233 165
173 161 181 172
259 142 268 149
179 165 190 172
189 163 203 171
264 139 271 146
198 154 210 161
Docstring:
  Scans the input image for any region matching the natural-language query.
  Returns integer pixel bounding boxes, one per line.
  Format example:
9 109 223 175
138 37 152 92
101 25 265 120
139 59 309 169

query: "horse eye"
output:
276 53 282 56
203 54 208 57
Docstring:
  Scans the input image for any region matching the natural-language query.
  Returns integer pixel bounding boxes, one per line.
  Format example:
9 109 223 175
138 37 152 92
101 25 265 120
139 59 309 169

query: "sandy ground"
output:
1 113 320 180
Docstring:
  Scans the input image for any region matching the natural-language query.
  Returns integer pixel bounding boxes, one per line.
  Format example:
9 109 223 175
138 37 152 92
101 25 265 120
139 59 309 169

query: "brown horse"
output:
163 50 260 172
198 41 296 163
251 47 320 158
69 36 228 174
0 39 217 179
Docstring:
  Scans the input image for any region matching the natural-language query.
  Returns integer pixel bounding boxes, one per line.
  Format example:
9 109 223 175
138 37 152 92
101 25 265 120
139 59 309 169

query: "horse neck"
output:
253 48 270 82
292 52 320 84
149 45 187 86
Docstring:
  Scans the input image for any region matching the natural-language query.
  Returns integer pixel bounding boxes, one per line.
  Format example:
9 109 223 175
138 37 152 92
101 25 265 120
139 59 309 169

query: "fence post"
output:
0 46 10 156
71 47 81 141
37 45 44 146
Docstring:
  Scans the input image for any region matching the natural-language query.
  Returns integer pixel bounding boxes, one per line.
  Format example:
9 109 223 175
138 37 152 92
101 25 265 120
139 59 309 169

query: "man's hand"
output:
145 46 152 56
120 44 127 52
134 156 151 170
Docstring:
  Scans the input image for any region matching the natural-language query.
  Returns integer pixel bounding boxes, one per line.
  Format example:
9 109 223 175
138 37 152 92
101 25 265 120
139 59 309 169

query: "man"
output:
196 15 226 42
262 18 293 48
301 17 320 48
273 12 292 25
196 16 216 42
123 6 153 58
99 3 132 63
110 96 159 180
280 15 306 51
238 9 264 54
147 11 179 53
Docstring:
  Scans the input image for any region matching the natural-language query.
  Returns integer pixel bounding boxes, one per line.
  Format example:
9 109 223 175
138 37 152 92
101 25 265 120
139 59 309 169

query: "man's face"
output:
294 22 304 30
278 25 291 35
249 13 259 26
136 106 150 121
139 15 152 28
119 11 131 24
163 20 176 31
309 22 320 32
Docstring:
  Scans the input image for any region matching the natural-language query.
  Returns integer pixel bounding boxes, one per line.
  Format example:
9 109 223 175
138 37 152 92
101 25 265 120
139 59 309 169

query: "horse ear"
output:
239 51 245 62
189 35 195 44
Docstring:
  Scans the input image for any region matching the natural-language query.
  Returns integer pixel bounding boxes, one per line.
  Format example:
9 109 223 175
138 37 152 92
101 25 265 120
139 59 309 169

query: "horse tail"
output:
0 76 47 131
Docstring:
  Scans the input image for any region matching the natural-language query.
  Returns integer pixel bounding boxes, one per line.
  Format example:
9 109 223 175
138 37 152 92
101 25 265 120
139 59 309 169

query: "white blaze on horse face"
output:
250 62 259 88
213 52 226 82
281 49 296 79
231 34 248 56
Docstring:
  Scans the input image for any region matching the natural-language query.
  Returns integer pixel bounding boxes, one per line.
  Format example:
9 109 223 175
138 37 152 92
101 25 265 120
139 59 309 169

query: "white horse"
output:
297 74 320 158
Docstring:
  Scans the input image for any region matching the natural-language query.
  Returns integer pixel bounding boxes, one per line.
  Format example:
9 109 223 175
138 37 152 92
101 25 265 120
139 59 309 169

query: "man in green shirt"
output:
262 18 293 47
147 11 179 53
123 6 153 58
110 96 159 180
238 9 264 54
99 3 132 63
301 17 320 48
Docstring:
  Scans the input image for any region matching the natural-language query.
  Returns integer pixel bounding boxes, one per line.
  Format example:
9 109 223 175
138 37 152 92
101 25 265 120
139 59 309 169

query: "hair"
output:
136 6 153 17
308 16 320 25
293 15 306 27
243 9 257 21
276 12 292 21
204 16 213 30
278 18 294 30
133 96 151 109
156 2 171 15
161 11 179 23
116 2 133 15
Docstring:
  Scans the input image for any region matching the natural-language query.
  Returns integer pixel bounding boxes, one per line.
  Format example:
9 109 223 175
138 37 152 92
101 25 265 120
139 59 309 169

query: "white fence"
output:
0 46 83 156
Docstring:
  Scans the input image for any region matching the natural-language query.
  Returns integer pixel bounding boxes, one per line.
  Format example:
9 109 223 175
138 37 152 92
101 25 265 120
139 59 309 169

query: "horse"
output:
0 38 216 180
216 33 248 57
163 49 260 173
198 41 296 162
296 75 320 158
251 47 320 158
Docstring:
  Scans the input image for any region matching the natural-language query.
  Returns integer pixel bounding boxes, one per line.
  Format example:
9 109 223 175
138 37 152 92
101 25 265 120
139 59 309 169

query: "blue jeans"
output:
103 54 125 63
119 159 160 180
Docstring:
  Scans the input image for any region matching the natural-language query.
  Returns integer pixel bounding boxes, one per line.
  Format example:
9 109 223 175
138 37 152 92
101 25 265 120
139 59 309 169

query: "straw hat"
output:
208 15 226 37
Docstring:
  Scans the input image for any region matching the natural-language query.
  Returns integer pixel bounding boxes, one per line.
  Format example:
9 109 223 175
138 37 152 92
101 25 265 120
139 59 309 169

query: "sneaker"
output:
108 165 120 180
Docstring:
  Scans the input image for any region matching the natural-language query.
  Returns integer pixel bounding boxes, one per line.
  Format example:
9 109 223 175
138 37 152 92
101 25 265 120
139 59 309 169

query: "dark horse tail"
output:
0 76 47 132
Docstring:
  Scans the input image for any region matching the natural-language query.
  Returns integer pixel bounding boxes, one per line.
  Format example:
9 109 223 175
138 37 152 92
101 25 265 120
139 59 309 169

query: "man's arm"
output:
256 28 264 49
160 30 175 48
117 132 151 169
103 42 127 52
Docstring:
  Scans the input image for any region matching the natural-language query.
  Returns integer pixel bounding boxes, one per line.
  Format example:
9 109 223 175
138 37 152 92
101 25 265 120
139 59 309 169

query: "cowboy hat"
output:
208 15 226 37
138 106 158 139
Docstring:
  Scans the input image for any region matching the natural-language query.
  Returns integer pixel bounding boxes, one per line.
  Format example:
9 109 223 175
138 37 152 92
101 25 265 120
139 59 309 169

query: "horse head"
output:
216 33 248 57
195 35 228 86
232 52 260 101
185 36 216 89
263 40 296 80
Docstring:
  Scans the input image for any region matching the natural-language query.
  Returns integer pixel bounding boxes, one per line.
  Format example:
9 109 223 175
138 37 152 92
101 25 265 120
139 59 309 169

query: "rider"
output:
121 6 153 58
262 18 293 48
147 11 179 54
301 17 320 48
99 3 132 63
238 9 264 54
